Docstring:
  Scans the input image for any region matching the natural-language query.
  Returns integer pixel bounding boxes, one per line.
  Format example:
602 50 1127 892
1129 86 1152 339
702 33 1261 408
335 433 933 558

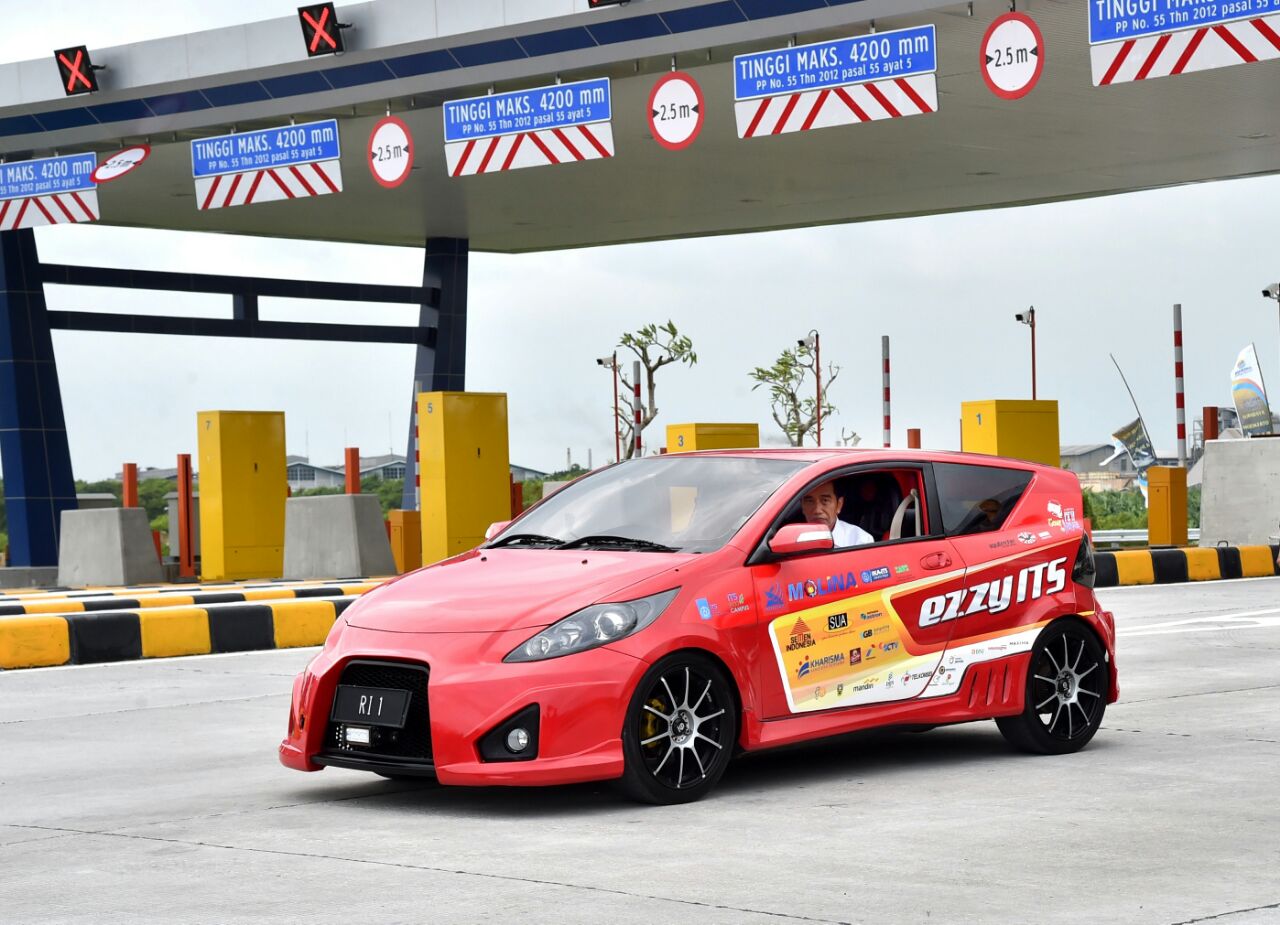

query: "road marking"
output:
1119 608 1280 637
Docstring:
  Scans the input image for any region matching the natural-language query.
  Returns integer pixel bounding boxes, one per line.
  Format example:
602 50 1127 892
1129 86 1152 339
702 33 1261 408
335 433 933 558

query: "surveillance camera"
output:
1264 284 1280 300
1015 312 1028 323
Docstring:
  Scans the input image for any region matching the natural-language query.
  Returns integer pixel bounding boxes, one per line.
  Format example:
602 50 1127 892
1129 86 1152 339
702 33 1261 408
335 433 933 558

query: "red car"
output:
280 449 1118 804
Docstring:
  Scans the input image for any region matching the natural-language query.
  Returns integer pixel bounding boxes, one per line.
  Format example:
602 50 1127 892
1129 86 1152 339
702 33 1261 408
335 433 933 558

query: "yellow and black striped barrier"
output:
0 576 392 670
1094 545 1280 587
0 579 382 616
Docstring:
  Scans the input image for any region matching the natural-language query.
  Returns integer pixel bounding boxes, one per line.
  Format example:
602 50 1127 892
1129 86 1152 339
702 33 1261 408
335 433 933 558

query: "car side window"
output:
932 462 1034 537
779 468 933 549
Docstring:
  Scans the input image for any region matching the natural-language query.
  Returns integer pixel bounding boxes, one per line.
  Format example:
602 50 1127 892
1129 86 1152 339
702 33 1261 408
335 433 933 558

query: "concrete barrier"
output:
0 567 60 590
1094 545 1280 587
56 508 164 587
282 495 396 580
1200 438 1280 546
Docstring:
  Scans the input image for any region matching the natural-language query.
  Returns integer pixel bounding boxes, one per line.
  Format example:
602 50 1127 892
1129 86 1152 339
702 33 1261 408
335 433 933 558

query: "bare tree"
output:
614 321 698 459
749 342 840 447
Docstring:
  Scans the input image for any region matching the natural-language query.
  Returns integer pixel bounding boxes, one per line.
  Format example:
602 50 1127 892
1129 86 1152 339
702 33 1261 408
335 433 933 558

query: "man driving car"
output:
801 479 873 548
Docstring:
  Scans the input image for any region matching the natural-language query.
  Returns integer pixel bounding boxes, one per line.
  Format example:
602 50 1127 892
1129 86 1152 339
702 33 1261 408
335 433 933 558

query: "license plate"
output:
330 685 411 728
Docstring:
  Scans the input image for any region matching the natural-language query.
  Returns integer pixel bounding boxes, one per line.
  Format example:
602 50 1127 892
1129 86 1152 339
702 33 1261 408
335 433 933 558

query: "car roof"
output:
650 447 1064 474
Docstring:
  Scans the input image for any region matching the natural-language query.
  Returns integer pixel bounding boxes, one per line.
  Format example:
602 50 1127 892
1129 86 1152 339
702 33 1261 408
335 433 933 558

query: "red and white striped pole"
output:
632 360 643 458
881 336 891 448
1173 304 1187 467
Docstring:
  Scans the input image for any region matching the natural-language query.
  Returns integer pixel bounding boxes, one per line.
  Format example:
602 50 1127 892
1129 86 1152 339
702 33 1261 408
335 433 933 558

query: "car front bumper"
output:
279 623 645 787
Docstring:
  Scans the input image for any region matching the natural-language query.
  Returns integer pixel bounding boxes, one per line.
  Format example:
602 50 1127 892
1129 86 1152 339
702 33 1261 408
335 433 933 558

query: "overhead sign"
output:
981 13 1045 100
0 153 99 231
443 78 614 177
190 119 343 210
1089 0 1280 44
647 72 704 150
368 116 414 188
732 26 939 139
54 45 98 96
298 3 345 56
91 145 150 184
1090 4 1280 85
1232 343 1274 436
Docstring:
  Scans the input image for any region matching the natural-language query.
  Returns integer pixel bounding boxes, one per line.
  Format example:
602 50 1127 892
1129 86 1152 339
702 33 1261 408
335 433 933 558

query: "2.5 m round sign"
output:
647 72 704 151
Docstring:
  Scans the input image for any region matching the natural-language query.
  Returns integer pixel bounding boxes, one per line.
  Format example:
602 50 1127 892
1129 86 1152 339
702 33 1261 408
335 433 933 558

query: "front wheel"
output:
997 620 1108 755
617 653 737 805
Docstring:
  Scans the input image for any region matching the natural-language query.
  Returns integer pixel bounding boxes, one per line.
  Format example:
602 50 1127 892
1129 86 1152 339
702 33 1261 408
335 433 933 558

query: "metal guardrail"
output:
1092 528 1201 547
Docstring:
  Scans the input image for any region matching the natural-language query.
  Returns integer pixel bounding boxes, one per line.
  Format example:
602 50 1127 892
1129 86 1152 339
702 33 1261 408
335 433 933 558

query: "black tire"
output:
616 652 737 805
997 620 1108 755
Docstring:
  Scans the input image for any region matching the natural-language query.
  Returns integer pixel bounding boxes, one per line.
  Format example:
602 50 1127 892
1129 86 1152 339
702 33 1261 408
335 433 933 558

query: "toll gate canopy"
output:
2 0 1279 565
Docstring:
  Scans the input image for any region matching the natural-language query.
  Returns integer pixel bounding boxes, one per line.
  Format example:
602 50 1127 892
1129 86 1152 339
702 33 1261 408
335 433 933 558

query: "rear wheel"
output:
617 653 737 805
997 621 1108 755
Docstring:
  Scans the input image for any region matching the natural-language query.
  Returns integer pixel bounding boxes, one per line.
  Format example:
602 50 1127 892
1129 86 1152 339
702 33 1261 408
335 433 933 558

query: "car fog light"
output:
506 728 530 753
346 726 371 746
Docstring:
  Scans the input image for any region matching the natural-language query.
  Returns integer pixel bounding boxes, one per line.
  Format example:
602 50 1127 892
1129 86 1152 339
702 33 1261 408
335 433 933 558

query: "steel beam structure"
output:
0 231 77 567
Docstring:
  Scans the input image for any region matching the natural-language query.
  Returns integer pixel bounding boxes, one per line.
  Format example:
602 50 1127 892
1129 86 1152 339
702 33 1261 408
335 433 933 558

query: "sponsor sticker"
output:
788 572 857 601
860 566 892 584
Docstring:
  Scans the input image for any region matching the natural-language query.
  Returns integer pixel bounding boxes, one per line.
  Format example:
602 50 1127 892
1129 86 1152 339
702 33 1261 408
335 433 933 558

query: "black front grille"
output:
325 660 432 760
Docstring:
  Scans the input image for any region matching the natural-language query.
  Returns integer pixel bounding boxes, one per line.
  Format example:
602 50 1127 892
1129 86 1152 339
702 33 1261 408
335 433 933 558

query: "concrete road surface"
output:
2 578 1278 924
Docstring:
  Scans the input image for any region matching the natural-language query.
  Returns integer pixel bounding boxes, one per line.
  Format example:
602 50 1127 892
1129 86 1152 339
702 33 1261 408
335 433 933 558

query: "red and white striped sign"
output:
1092 15 1280 85
0 191 99 231
735 75 937 139
193 160 342 211
445 124 614 177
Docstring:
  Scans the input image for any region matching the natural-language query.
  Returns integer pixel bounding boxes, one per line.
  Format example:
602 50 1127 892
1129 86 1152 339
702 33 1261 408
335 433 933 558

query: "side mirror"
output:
484 520 512 542
769 523 834 556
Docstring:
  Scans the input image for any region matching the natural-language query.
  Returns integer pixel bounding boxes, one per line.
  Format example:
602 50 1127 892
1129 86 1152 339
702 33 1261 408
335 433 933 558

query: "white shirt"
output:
832 519 875 548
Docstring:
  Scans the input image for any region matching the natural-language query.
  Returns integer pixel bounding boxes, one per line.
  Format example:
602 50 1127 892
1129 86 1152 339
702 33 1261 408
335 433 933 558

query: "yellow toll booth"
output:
666 423 760 454
388 510 422 573
1147 466 1189 547
419 392 511 565
960 400 1060 467
196 410 287 580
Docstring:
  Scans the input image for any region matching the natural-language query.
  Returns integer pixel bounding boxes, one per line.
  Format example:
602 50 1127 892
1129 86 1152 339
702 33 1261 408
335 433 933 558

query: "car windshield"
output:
496 456 807 553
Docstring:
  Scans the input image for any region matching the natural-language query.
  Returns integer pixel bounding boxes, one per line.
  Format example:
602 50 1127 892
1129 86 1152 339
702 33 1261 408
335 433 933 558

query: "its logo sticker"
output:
919 557 1067 627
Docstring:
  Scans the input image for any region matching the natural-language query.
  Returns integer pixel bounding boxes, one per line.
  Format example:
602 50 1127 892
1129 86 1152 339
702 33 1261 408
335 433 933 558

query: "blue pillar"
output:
0 230 77 566
402 237 468 510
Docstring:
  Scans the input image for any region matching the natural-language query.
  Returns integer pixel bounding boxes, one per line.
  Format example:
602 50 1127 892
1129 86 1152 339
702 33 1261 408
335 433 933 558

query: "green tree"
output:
521 465 588 508
749 341 840 447
296 477 404 517
1081 489 1148 530
138 479 172 522
616 321 698 459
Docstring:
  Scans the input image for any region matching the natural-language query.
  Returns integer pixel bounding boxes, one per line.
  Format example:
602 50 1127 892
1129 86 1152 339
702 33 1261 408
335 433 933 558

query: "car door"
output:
918 461 1076 699
747 464 972 719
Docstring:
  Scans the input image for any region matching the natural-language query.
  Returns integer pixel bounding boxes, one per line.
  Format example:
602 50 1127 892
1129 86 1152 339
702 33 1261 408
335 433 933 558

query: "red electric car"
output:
280 449 1118 804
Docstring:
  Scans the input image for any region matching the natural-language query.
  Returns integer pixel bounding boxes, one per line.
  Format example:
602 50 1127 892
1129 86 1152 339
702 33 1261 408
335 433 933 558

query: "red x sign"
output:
298 4 345 57
54 46 98 96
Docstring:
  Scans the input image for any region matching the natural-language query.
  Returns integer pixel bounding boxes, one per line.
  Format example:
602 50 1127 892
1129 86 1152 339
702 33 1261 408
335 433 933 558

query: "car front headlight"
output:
504 588 679 663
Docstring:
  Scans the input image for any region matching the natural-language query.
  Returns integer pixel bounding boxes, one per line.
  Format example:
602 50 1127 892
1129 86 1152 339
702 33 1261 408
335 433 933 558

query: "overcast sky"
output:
6 3 1279 480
